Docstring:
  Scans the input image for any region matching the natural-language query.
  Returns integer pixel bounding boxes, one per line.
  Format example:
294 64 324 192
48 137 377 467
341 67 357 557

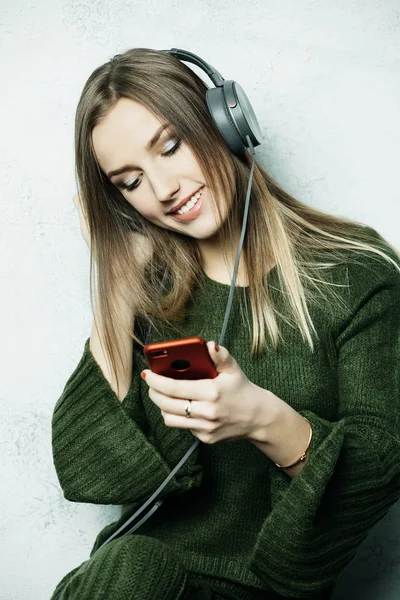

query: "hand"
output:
141 341 265 444
72 192 153 268
73 192 90 249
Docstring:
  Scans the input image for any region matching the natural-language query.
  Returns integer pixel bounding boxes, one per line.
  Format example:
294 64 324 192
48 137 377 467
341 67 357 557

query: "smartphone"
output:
144 336 218 380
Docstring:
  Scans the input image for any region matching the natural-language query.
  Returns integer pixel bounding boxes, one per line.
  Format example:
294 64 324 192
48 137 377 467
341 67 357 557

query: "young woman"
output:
50 48 400 600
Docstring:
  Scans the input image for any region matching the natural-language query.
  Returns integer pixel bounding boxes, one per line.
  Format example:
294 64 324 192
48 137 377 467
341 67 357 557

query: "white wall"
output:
1 1 399 598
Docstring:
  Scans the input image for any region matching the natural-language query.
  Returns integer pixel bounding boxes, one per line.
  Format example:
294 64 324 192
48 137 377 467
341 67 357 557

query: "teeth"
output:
176 189 202 215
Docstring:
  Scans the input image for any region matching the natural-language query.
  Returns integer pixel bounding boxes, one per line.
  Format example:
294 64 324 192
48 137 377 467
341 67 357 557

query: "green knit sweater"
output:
52 228 400 599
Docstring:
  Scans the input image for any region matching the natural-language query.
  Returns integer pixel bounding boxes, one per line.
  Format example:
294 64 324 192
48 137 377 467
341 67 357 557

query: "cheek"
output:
125 196 172 230
124 195 153 220
181 145 204 175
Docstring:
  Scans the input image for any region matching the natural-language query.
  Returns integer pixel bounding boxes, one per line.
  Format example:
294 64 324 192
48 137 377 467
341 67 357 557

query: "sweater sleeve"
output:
51 337 203 505
248 251 400 598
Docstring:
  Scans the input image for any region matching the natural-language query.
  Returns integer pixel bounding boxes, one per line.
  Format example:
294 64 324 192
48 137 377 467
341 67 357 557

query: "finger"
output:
206 341 238 374
149 390 194 416
161 413 216 431
149 389 217 421
73 192 85 215
142 370 215 402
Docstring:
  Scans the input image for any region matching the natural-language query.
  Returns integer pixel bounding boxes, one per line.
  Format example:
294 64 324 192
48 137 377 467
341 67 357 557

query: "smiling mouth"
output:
169 188 204 222
169 186 204 214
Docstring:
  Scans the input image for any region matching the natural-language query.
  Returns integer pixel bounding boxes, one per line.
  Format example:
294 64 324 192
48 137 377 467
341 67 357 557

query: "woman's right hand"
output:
72 192 153 268
73 192 90 248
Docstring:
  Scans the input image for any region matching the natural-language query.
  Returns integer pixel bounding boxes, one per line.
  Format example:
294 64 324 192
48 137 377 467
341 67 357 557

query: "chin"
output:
157 214 222 240
184 221 221 240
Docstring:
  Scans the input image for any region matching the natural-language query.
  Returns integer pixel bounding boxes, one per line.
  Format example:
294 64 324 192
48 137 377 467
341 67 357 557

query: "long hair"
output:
74 47 400 399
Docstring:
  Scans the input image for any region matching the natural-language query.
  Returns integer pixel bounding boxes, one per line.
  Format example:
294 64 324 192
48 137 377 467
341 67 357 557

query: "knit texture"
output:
51 536 188 599
51 227 400 599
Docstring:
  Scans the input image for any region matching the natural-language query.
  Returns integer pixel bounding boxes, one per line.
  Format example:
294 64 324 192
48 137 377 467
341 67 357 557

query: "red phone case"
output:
144 336 218 379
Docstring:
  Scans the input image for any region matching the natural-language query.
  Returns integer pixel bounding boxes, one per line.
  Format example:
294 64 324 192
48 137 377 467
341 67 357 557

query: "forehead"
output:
92 98 163 173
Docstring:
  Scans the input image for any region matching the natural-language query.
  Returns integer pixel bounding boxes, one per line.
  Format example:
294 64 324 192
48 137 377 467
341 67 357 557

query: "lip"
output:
167 186 204 214
169 191 204 222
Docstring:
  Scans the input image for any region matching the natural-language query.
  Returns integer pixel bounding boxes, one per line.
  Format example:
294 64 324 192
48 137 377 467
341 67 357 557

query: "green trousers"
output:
50 535 265 600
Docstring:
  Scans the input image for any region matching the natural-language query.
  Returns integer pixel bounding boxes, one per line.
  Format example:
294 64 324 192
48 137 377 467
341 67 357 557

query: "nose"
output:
149 168 180 205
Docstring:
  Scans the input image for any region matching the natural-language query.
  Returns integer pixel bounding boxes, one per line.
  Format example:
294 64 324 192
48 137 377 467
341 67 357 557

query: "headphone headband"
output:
167 48 225 87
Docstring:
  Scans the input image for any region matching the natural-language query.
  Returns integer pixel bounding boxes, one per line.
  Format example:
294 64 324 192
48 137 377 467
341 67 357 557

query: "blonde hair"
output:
74 47 400 398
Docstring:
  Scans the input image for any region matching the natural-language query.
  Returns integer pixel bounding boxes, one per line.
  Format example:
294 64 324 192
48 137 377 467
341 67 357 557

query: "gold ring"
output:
184 401 192 418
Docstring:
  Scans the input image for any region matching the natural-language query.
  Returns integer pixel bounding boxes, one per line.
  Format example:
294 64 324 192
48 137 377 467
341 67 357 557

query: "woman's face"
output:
92 97 230 240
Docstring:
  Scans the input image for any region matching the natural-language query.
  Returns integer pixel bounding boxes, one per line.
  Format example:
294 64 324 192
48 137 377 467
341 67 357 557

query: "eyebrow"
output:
107 123 170 179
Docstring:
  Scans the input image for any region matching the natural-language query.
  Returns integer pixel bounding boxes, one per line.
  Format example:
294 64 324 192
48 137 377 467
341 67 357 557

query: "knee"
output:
52 535 188 600
89 534 187 585
93 534 174 565
90 535 188 598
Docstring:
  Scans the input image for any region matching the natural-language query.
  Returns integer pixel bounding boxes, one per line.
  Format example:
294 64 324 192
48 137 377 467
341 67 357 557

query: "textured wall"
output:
1 1 399 598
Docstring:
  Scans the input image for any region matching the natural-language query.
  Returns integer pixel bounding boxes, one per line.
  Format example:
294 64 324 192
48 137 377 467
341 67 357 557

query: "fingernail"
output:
141 371 147 380
214 342 219 352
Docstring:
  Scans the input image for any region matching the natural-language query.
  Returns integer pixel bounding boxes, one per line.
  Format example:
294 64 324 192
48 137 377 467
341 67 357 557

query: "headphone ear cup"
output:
206 87 247 156
227 81 262 149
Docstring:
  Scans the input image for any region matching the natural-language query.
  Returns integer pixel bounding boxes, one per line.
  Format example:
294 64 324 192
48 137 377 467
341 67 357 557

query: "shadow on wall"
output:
332 500 400 599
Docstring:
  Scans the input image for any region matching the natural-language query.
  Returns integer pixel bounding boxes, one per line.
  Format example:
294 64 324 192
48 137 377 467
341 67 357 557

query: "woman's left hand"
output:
141 341 267 444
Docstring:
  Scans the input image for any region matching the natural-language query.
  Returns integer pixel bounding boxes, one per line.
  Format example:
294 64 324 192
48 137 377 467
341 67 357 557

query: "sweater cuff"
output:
248 412 344 595
52 338 202 505
83 335 205 496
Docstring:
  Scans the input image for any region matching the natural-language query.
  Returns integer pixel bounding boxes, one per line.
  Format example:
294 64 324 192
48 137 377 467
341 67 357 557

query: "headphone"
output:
163 48 262 157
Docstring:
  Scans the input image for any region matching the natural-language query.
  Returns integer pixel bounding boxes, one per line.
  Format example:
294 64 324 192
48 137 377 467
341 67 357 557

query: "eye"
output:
123 176 141 193
162 138 182 157
120 138 182 193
